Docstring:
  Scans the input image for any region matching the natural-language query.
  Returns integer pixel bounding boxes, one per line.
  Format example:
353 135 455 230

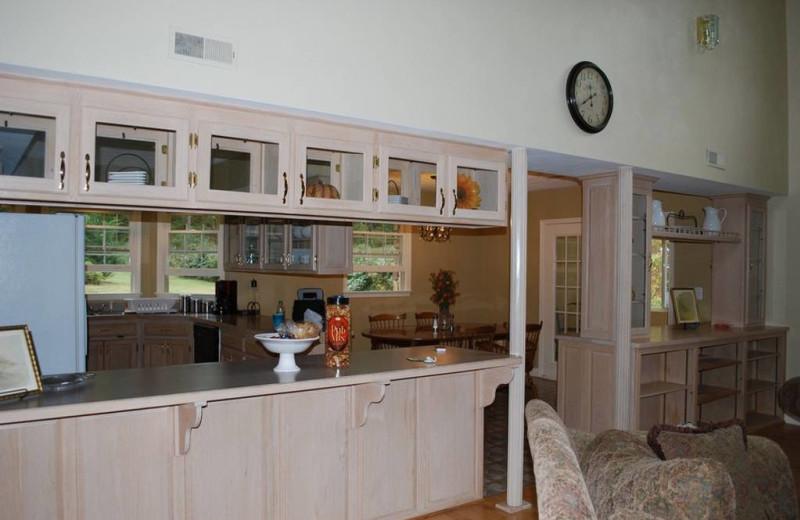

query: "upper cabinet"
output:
0 74 508 227
0 79 73 198
631 177 653 336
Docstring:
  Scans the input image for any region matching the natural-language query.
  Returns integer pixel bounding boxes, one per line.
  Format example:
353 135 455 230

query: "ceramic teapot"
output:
652 200 666 228
702 206 727 232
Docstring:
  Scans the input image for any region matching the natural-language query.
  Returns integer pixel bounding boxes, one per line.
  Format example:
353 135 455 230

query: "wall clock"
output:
566 61 613 133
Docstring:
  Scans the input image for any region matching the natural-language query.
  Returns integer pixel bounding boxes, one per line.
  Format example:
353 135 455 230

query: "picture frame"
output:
670 288 700 325
0 325 43 400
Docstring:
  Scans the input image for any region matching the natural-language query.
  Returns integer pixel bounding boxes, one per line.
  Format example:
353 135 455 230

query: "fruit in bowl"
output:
254 333 319 372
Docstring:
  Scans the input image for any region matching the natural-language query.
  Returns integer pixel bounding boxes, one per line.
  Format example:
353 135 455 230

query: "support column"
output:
496 147 531 513
614 167 634 429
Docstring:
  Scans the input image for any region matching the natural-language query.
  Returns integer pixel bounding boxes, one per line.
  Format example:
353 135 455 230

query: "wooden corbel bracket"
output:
351 381 389 429
175 401 207 456
478 367 514 408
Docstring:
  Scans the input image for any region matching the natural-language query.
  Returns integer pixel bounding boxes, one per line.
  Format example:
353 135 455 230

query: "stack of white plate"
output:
388 195 409 204
108 170 148 185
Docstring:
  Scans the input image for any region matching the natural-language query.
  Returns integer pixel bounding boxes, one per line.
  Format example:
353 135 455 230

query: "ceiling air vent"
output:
170 28 237 68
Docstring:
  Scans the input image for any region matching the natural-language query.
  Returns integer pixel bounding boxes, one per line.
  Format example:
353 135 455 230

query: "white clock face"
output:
573 67 610 128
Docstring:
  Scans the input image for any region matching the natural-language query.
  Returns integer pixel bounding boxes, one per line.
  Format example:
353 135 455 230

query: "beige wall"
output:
0 1 788 194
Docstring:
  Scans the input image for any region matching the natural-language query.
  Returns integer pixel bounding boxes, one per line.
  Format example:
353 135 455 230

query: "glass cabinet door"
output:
747 208 766 323
631 192 649 331
263 220 288 270
377 147 446 218
0 99 71 195
287 222 315 271
295 135 374 214
195 122 290 208
79 107 190 201
447 157 506 223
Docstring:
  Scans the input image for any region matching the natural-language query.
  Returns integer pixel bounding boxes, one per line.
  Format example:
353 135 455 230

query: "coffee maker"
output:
215 280 238 315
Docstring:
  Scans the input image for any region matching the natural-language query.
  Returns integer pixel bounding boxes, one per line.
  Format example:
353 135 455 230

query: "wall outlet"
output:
694 286 704 300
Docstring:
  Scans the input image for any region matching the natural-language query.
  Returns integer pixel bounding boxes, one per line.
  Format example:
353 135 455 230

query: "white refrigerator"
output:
0 213 87 375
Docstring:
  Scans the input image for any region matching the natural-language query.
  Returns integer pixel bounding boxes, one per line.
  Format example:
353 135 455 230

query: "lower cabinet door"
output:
87 340 104 371
75 408 178 520
168 339 192 365
144 341 172 368
104 339 138 370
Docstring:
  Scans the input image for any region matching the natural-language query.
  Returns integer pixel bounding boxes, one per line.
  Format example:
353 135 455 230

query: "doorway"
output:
538 218 582 380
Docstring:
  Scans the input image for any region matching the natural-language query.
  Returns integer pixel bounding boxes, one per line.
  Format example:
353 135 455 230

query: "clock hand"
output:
580 92 597 106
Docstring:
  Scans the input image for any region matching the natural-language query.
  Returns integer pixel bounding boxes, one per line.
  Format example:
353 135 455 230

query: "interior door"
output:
539 218 582 380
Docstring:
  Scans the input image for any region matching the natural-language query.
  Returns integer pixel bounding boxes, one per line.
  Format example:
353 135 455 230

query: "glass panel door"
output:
263 221 287 270
80 107 190 201
295 134 373 214
555 235 582 335
288 222 314 271
377 147 446 218
748 209 766 322
631 193 648 329
0 99 70 194
448 157 506 223
195 121 290 207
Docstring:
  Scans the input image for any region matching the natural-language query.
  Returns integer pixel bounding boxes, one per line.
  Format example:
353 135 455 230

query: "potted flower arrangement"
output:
429 269 460 329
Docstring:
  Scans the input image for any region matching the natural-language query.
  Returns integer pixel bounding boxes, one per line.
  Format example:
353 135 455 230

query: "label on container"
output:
327 316 349 351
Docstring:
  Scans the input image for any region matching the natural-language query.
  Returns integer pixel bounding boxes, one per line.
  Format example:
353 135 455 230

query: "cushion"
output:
647 420 766 520
581 429 735 520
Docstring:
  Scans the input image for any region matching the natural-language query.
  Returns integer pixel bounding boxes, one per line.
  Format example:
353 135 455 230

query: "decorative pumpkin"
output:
306 180 340 199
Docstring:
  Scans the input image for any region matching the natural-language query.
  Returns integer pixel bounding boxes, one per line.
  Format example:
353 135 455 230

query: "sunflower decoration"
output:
456 173 482 210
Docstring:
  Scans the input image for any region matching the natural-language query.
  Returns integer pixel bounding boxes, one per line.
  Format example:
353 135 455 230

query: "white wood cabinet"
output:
0 74 508 227
225 217 352 275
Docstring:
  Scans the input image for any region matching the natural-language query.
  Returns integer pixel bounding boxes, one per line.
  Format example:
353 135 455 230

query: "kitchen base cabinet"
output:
0 351 515 520
87 320 139 370
142 319 193 368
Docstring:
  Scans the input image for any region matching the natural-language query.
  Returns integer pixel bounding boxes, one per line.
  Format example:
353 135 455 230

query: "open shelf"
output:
746 379 777 395
698 356 740 372
640 381 688 398
653 226 740 243
697 384 738 405
748 350 779 362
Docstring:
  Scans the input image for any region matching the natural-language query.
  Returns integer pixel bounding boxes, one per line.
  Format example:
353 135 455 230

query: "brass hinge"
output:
372 188 378 201
335 163 341 173
189 171 197 188
373 156 379 168
189 133 199 149
161 145 169 155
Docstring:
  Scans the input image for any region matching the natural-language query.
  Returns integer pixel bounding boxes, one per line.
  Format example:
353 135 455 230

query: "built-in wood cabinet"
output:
87 320 139 370
0 73 509 227
142 319 192 368
711 194 769 328
224 217 352 275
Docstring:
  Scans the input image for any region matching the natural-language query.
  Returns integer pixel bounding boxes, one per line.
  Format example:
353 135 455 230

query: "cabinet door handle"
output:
58 151 66 191
439 188 445 215
84 154 91 191
452 189 457 215
299 173 305 205
282 172 288 204
313 254 318 270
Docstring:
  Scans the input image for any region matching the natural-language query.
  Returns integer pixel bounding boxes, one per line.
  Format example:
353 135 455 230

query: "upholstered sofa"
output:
525 399 798 520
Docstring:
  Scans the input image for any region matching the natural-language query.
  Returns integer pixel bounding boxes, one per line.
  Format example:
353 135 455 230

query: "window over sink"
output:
84 211 141 296
157 214 223 295
345 222 411 296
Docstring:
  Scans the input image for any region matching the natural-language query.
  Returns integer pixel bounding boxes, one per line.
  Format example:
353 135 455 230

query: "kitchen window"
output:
345 222 411 296
157 214 223 295
84 211 141 296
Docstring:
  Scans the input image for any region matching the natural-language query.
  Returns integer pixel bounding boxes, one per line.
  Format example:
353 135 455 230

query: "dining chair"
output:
368 313 407 350
415 311 438 329
368 313 407 329
467 324 497 352
525 322 543 397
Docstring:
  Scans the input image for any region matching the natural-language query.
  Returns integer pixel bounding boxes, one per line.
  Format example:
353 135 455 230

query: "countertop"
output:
556 323 788 348
0 346 519 425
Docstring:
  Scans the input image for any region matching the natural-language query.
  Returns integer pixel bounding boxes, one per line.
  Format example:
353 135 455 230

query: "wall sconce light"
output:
419 225 451 242
696 15 720 50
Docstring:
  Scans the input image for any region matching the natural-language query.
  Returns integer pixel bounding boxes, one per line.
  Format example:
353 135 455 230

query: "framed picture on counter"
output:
0 325 43 400
670 288 700 325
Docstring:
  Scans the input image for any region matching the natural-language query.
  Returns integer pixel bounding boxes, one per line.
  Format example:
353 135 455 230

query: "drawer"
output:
88 321 138 338
142 320 190 337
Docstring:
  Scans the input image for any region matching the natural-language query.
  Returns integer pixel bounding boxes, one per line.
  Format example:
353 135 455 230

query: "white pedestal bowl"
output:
254 333 318 372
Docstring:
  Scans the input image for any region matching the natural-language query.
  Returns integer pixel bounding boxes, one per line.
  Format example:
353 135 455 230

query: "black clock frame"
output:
566 61 613 134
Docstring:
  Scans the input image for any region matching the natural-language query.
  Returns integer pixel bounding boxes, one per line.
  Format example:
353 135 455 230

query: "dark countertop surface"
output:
89 312 277 335
0 346 519 425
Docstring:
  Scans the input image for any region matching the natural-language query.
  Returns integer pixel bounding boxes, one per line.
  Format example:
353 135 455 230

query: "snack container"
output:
325 295 350 367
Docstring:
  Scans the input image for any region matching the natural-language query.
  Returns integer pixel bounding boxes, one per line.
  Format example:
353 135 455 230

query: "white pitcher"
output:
702 206 727 232
652 200 666 227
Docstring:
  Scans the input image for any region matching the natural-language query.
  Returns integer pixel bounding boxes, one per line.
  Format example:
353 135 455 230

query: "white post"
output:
496 147 531 512
615 167 634 429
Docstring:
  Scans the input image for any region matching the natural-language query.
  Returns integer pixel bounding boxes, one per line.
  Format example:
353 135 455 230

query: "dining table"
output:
361 323 509 350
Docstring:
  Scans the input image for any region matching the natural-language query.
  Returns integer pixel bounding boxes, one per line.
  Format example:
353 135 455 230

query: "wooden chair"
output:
368 313 406 329
368 313 407 350
466 324 497 351
414 311 438 329
525 322 543 397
